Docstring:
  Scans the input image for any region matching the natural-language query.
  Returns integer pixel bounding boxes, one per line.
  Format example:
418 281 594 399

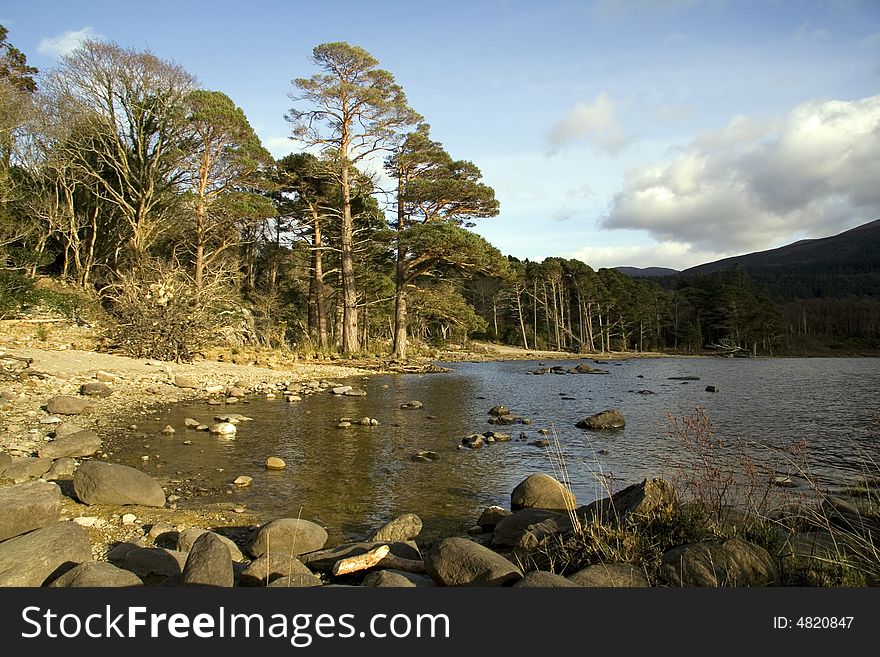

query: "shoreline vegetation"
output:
1 319 878 588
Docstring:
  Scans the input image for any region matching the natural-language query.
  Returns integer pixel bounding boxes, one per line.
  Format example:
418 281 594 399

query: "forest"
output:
1 30 877 360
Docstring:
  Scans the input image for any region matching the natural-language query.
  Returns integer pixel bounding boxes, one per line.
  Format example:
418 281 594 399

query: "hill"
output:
615 266 680 278
681 219 880 299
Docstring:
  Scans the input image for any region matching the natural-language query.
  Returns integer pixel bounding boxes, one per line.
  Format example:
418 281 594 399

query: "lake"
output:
104 357 880 544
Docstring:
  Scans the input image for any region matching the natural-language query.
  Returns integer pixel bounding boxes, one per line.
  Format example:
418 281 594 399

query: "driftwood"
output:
330 544 427 576
332 545 390 576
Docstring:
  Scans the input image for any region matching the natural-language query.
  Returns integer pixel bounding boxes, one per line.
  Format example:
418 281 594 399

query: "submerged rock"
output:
576 409 625 430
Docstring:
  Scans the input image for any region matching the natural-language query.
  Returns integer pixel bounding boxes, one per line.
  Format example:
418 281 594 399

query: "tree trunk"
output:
340 161 359 353
516 285 530 350
312 214 328 349
391 190 408 360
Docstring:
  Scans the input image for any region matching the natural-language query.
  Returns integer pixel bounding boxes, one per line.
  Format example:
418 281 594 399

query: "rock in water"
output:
576 409 625 430
0 522 92 587
511 473 576 512
38 429 102 459
265 457 286 470
369 513 423 542
0 481 62 542
73 461 166 507
209 422 237 435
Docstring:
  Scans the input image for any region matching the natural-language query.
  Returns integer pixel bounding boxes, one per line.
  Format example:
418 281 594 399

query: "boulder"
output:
576 409 625 430
181 532 234 587
248 518 328 558
73 461 166 507
0 481 62 542
54 421 84 438
567 563 650 587
477 506 511 531
400 400 423 409
38 429 102 459
174 376 199 389
45 458 77 481
425 537 522 586
660 538 779 587
114 547 188 580
580 478 676 525
362 570 418 587
488 405 510 417
80 382 113 397
239 552 314 587
513 571 580 587
45 396 92 416
574 363 593 373
369 513 423 542
49 561 143 587
301 541 421 572
1 456 53 483
492 508 562 548
176 528 244 562
511 473 576 512
0 522 92 586
266 573 323 587
461 434 484 449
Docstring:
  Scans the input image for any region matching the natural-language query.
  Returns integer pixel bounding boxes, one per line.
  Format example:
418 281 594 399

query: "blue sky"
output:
3 0 879 269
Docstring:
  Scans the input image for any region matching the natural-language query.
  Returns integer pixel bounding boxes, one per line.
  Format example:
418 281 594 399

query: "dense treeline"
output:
1 30 876 360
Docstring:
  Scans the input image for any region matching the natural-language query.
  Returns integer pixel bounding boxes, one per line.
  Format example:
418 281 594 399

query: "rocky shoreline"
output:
2 327 877 588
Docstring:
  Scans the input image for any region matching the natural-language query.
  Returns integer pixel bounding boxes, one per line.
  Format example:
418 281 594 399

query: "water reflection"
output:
105 357 880 544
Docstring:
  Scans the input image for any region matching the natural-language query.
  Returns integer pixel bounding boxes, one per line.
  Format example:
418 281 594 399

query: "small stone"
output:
336 422 351 429
233 476 252 487
174 376 199 389
73 516 98 527
184 418 200 428
210 422 237 435
122 513 137 525
39 416 62 425
162 425 175 434
80 382 113 397
265 457 286 470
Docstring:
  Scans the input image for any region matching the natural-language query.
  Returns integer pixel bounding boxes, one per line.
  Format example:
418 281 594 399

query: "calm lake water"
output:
105 357 880 544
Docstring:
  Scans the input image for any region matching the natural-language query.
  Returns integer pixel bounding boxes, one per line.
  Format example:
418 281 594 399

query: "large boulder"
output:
181 532 234 587
0 522 92 586
176 528 244 562
567 563 651 587
660 538 779 587
576 409 625 430
38 429 102 459
511 473 576 512
513 571 580 587
580 478 676 525
491 508 562 548
425 537 523 586
73 461 166 507
45 396 92 416
113 547 188 580
369 513 423 542
49 561 143 587
266 574 323 587
477 506 511 531
0 480 62 542
362 570 418 588
239 552 314 587
1 457 53 483
248 518 328 558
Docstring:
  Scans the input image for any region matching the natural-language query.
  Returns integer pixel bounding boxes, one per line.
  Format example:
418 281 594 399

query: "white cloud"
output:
37 27 103 58
567 240 729 270
547 92 632 156
601 95 880 252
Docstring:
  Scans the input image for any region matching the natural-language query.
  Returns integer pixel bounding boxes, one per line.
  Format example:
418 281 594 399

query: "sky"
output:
3 0 879 270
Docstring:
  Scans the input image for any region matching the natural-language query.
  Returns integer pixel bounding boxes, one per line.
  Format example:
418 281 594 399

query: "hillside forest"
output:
1 32 877 360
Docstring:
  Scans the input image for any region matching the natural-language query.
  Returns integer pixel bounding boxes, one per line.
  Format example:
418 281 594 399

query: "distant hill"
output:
615 266 680 278
680 219 880 299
